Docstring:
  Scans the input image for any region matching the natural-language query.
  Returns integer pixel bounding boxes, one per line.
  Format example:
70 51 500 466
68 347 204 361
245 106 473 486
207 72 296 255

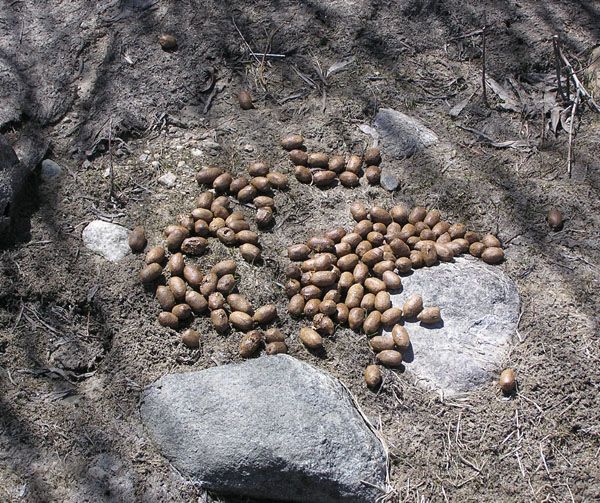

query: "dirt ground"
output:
1 1 599 501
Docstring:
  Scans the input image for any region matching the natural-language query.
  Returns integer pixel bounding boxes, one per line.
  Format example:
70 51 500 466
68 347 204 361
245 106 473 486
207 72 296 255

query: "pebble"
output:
380 171 400 191
40 159 62 180
191 148 203 157
158 172 177 188
82 220 130 262
374 108 438 158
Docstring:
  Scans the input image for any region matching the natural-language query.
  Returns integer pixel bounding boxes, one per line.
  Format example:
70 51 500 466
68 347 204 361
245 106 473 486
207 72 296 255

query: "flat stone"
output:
380 171 399 191
384 256 519 395
158 171 176 188
140 355 387 502
40 159 62 180
82 220 130 262
374 108 438 158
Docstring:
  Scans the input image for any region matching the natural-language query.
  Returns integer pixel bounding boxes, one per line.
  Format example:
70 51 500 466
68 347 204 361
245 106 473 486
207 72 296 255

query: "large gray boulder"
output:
373 108 438 158
385 257 519 395
140 355 387 502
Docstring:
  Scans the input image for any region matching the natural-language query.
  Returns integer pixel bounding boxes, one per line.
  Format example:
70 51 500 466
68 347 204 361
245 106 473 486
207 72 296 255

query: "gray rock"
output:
140 355 387 502
12 125 49 172
380 171 399 192
82 220 130 262
384 257 519 395
158 171 176 188
374 108 438 158
41 159 63 180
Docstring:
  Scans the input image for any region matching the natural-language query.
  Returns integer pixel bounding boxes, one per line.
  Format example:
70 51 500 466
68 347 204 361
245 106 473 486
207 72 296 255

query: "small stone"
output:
82 220 130 262
243 144 255 152
40 159 62 180
158 172 177 188
138 153 150 162
151 161 160 169
191 148 203 157
177 160 186 168
374 108 438 158
380 171 399 191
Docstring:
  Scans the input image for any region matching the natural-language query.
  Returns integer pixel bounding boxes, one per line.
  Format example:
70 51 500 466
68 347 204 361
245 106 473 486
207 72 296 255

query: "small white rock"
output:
151 161 160 169
191 148 203 157
177 160 186 168
82 220 130 262
158 171 177 188
242 144 255 153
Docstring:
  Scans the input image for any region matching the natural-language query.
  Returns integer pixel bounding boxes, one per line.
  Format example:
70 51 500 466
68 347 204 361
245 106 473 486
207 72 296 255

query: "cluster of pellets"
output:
132 195 285 356
195 161 289 230
280 134 385 188
284 202 504 389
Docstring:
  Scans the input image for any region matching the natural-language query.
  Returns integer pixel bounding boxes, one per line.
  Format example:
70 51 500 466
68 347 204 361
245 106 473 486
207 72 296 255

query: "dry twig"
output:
558 45 600 112
481 21 488 106
566 95 579 177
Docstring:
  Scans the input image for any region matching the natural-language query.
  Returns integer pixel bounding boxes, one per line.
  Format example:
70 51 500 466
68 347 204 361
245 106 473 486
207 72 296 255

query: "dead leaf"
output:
486 76 521 112
560 106 572 132
449 90 476 118
550 107 561 133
